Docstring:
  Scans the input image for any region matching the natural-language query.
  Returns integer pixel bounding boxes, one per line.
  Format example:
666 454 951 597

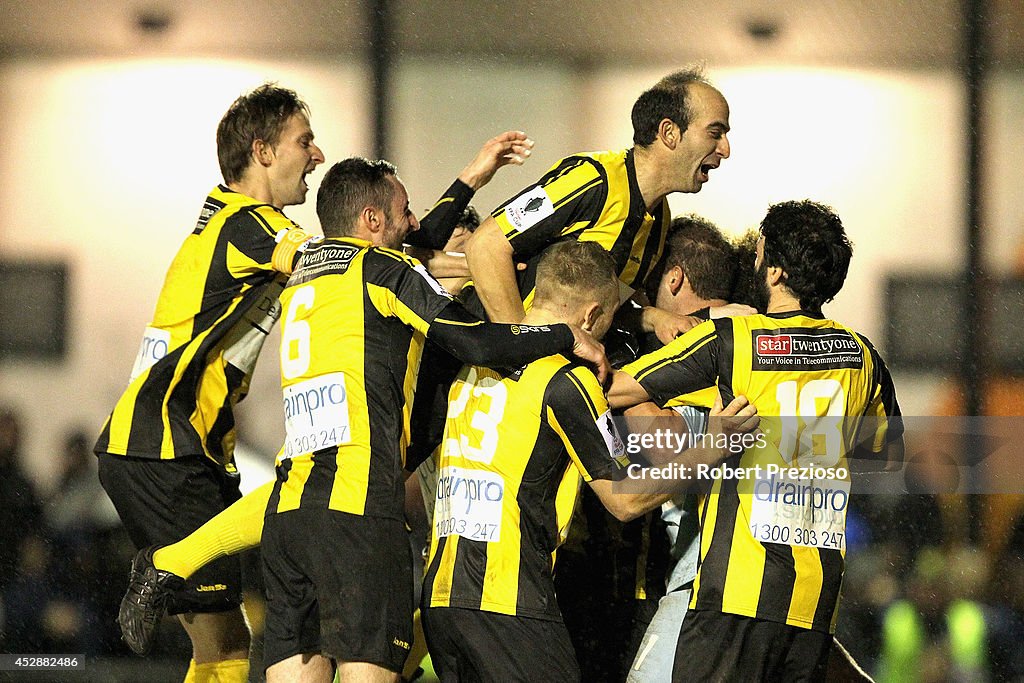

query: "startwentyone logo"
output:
752 328 863 370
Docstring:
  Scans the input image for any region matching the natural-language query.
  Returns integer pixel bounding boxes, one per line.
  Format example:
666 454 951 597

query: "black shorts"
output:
422 606 579 682
261 509 413 672
97 452 243 615
673 609 831 682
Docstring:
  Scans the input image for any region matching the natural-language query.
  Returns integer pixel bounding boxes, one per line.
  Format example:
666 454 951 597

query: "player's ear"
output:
361 206 382 234
657 118 679 150
252 138 274 166
668 266 685 296
767 265 786 287
582 302 603 333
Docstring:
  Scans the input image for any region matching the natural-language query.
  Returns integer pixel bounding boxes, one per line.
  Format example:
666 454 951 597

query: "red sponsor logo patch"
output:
757 335 792 355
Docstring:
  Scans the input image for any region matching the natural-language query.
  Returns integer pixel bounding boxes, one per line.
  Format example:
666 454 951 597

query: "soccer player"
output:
96 84 325 683
256 158 608 683
420 240 758 682
463 66 732 341
608 200 905 681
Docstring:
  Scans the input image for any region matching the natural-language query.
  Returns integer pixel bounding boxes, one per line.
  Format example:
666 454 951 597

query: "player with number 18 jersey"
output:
623 312 901 633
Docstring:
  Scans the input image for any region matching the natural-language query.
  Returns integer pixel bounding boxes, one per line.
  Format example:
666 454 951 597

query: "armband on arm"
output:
271 228 321 275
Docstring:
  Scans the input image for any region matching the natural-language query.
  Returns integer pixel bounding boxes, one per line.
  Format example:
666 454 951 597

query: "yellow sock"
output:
183 659 197 683
154 481 274 579
194 658 250 683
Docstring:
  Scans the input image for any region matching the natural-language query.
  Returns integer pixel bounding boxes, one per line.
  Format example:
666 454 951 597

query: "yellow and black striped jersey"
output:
95 185 315 469
422 356 628 621
558 327 676 606
265 238 456 520
491 148 670 303
623 311 902 632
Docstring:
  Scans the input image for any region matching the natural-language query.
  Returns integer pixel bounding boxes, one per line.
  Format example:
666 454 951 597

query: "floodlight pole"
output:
368 0 393 160
963 0 986 543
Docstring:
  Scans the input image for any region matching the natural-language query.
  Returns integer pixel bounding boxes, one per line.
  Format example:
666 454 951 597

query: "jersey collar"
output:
624 148 653 219
330 236 373 248
765 309 825 320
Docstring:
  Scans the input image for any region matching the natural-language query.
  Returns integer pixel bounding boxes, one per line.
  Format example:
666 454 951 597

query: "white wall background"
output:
0 56 1020 490
0 57 370 488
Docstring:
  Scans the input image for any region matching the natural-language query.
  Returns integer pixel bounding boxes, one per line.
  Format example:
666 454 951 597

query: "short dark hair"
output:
647 214 736 303
759 200 853 311
316 158 397 238
728 229 761 307
216 83 310 184
535 241 619 311
458 205 482 232
631 67 711 146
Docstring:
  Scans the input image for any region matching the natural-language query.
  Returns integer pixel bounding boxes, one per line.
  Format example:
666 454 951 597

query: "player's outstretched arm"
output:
457 130 534 191
428 302 609 381
464 218 526 323
408 131 533 250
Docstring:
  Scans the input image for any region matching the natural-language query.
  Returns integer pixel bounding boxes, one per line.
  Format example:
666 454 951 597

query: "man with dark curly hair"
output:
609 200 904 681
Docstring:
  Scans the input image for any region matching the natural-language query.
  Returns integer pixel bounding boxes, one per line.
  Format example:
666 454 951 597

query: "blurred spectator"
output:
44 429 120 535
923 385 1024 555
837 541 903 673
986 552 1024 680
1 423 135 655
45 429 126 654
0 405 44 652
916 243 1024 553
856 491 945 565
877 546 990 683
0 407 43 594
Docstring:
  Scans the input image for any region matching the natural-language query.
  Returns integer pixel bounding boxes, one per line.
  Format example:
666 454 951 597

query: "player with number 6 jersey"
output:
608 200 903 681
259 159 609 682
